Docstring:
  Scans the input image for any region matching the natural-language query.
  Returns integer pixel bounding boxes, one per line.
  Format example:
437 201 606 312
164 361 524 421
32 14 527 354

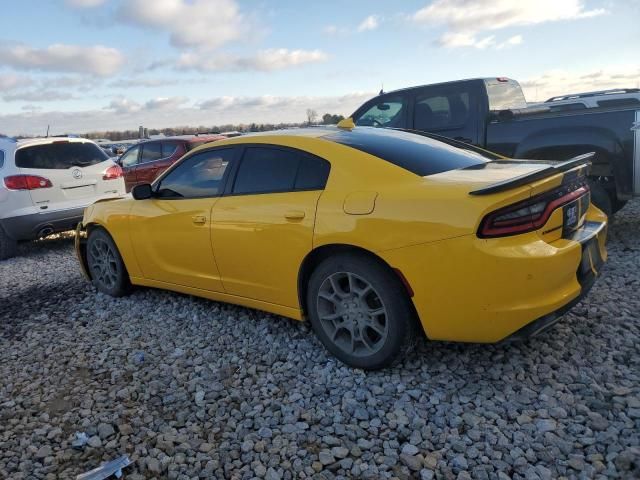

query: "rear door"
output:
136 141 164 185
15 140 123 212
212 145 330 307
409 82 481 145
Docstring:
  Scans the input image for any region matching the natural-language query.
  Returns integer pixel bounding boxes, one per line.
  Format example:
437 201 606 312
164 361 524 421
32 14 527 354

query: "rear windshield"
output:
324 128 490 176
485 79 528 110
16 142 109 169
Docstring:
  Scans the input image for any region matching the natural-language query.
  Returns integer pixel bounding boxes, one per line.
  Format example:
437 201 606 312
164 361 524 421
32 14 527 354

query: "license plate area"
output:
562 192 590 237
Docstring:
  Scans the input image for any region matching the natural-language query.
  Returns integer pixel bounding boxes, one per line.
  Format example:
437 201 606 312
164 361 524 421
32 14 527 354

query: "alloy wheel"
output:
316 271 389 357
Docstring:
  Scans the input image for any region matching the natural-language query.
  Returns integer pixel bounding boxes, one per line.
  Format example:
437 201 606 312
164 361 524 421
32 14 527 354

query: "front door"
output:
119 145 140 192
129 148 236 291
212 145 330 308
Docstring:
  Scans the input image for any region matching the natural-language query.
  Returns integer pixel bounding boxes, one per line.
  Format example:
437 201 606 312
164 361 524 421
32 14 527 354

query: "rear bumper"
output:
0 206 85 241
380 208 607 343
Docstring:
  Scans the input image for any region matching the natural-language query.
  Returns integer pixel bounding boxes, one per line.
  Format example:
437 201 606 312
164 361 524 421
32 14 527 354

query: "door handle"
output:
192 215 206 225
284 210 305 220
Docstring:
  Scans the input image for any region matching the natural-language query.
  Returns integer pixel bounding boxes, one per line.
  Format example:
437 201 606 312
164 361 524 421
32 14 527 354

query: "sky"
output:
0 0 638 135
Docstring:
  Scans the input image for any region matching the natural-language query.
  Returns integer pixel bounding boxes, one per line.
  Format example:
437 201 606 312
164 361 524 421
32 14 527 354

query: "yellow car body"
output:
77 127 607 358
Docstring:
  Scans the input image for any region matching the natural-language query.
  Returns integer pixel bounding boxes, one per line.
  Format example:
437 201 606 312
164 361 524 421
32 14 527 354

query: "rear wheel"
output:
306 252 416 370
0 226 18 260
86 228 130 297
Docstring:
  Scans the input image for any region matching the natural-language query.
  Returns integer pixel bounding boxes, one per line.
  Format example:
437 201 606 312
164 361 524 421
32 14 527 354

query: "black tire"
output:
612 199 627 214
86 228 131 297
588 180 612 217
0 226 18 261
306 252 417 370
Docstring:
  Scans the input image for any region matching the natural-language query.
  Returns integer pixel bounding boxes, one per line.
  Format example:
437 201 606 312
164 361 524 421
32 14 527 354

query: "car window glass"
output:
414 90 470 131
295 155 330 190
157 149 233 198
233 147 299 194
140 142 162 163
120 146 140 167
0 150 4 169
15 142 109 169
355 97 407 128
162 142 179 158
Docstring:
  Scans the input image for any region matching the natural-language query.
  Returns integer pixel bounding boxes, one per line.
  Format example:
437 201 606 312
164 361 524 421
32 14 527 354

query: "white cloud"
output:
357 15 380 32
414 0 606 48
497 35 523 49
325 15 383 36
0 74 33 91
104 96 190 115
104 97 142 114
0 43 125 76
520 65 640 102
144 96 189 110
65 0 108 7
3 90 75 102
119 0 244 50
0 91 376 135
178 49 328 72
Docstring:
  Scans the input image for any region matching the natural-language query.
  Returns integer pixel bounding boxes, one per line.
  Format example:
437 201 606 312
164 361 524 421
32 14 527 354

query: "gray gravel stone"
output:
0 203 639 478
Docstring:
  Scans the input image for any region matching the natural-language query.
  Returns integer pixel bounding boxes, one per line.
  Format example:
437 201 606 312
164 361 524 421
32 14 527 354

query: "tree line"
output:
77 112 346 141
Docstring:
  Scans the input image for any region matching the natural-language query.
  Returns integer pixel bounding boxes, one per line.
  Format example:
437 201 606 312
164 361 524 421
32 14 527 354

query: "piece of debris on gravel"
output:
1 204 639 479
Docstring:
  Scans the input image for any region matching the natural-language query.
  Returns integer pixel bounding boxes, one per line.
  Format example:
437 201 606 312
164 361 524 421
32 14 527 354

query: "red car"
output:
118 135 225 191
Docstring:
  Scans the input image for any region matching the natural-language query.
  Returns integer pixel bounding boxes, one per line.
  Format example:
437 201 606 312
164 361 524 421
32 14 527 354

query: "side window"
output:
157 148 233 198
355 96 407 128
162 141 180 158
120 146 140 167
414 90 470 131
0 150 4 169
295 155 330 190
233 147 299 194
140 142 162 163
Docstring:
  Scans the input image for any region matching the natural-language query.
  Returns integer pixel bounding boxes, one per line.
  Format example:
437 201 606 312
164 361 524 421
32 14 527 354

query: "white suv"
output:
0 136 126 259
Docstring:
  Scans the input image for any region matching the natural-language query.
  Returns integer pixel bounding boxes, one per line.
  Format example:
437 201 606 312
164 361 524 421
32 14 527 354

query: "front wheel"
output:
306 252 417 370
86 228 130 297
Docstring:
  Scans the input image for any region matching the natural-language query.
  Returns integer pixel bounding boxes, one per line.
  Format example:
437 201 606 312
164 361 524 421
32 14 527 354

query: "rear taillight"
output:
103 164 123 180
4 175 53 190
478 184 589 238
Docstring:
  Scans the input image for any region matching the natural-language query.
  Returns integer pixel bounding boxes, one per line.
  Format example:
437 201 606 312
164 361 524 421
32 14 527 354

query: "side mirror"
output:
132 183 153 200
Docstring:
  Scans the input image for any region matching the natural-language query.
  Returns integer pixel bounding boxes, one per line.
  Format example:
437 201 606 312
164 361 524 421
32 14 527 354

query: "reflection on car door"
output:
129 148 237 291
212 146 330 308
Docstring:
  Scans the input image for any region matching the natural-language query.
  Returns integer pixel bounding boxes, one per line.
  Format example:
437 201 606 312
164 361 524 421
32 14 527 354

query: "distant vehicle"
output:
0 137 125 259
76 126 606 369
118 135 226 191
350 78 640 215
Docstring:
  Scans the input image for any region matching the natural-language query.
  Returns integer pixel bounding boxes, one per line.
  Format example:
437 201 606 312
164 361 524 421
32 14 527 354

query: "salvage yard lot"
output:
0 203 638 479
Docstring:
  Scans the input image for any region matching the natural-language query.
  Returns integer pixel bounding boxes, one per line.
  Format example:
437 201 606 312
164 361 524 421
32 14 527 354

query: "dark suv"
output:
119 135 225 191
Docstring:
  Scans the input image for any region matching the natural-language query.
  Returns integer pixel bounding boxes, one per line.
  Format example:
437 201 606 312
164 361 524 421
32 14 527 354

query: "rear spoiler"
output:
469 152 594 196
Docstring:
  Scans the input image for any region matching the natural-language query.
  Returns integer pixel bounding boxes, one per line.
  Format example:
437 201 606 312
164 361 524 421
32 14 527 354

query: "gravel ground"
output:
1 202 639 480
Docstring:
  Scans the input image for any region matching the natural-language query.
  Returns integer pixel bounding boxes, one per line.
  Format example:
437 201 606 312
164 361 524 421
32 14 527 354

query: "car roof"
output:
0 136 98 149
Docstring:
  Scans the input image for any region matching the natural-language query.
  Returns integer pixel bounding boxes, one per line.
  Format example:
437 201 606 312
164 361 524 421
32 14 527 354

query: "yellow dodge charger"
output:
76 125 607 369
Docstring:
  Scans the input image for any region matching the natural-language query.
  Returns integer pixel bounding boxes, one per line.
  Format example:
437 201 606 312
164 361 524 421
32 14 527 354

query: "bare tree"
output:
306 109 318 125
